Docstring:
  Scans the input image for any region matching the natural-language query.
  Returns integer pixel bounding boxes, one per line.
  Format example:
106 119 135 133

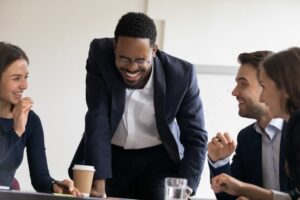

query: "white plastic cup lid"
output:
0 186 10 190
72 164 95 171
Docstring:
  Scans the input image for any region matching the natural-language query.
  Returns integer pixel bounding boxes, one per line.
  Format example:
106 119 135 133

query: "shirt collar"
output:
254 118 284 140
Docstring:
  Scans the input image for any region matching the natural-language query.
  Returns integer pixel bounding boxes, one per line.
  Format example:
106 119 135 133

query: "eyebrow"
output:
119 55 130 59
236 77 248 82
11 72 29 77
118 55 147 61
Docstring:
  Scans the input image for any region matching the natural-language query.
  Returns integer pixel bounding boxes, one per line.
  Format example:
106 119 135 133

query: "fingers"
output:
53 179 82 197
211 132 235 147
223 132 236 149
52 183 63 194
61 179 82 197
19 97 33 111
216 132 231 145
62 179 74 192
208 132 236 162
12 97 34 136
211 173 229 193
223 132 233 144
13 97 33 114
211 175 223 193
211 173 243 196
17 97 33 107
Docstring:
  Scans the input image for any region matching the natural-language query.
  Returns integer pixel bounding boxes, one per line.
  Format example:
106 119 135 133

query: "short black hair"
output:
114 12 157 46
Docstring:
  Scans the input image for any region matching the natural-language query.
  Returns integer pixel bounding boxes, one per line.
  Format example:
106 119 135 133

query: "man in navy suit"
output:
69 12 207 200
207 51 292 200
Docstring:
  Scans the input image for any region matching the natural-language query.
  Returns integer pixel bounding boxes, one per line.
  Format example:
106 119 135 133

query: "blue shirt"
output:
0 111 54 192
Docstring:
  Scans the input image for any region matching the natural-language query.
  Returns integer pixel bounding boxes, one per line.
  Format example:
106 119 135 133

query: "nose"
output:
259 92 264 103
125 62 139 72
231 85 238 97
20 79 28 90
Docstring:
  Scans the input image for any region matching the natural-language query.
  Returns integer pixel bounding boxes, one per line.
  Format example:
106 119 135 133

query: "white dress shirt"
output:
111 65 162 149
272 190 291 200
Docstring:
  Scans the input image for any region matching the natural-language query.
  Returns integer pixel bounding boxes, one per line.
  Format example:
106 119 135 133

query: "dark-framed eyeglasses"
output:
117 57 151 66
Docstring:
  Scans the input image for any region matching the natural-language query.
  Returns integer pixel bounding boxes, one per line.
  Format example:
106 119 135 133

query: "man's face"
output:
114 36 157 89
231 64 269 119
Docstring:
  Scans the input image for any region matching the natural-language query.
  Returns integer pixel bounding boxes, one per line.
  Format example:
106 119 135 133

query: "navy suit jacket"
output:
209 123 292 200
69 38 208 191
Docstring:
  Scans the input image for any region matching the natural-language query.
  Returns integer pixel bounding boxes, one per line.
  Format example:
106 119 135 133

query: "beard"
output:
238 103 266 119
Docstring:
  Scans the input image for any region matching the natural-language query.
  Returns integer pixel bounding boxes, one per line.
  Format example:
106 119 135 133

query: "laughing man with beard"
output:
207 51 293 200
69 12 207 200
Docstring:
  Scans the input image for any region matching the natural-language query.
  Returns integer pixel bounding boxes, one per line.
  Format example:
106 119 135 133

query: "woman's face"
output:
0 59 29 106
259 67 289 119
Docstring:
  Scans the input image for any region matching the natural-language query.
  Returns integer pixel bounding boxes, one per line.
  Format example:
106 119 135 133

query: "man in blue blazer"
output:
207 51 292 200
69 12 207 200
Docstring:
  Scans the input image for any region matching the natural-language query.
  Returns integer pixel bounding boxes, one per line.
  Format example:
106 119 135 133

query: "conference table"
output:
0 190 215 200
0 190 136 200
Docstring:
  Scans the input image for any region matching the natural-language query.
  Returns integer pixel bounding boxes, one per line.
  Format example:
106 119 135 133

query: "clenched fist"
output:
208 132 236 162
12 97 33 137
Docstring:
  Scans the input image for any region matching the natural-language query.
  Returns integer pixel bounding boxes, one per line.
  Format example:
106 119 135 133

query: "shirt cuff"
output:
271 190 291 200
208 156 230 168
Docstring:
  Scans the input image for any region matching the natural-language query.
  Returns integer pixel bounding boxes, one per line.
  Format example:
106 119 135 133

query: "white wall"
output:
0 0 146 193
147 0 300 65
1 0 300 199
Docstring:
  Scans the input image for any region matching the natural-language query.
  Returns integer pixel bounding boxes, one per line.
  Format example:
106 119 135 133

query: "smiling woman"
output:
0 42 80 196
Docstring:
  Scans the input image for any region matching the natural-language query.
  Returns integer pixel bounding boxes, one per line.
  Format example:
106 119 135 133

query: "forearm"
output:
239 182 273 200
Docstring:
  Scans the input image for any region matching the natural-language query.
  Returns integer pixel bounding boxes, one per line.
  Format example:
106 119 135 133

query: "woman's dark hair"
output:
261 47 300 115
0 42 29 80
285 110 300 190
0 42 28 134
114 12 157 47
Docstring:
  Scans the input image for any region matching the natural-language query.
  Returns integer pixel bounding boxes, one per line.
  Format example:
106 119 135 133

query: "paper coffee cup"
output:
72 165 95 197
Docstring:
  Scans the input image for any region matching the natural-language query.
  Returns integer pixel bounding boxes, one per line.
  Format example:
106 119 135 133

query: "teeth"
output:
126 72 140 77
14 92 23 97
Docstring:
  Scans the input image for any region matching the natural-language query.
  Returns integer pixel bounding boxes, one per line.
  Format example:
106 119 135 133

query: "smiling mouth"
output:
13 92 23 98
125 71 141 78
122 71 143 82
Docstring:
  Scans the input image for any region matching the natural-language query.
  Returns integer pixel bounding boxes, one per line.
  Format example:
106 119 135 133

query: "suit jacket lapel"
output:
111 68 125 135
153 58 180 163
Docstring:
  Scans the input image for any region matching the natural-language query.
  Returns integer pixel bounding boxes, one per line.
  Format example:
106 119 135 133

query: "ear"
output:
283 88 290 99
152 44 158 57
